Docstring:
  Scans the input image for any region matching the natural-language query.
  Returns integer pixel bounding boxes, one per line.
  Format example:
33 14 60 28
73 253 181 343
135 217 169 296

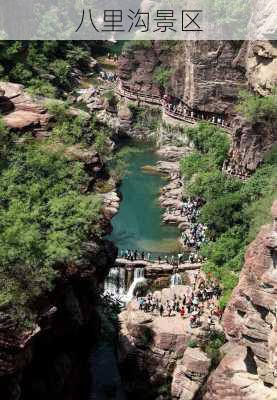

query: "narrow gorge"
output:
0 37 276 400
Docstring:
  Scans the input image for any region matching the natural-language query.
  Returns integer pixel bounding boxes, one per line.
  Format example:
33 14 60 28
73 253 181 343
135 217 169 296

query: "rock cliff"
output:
203 201 277 400
118 40 277 172
0 238 117 400
119 41 247 117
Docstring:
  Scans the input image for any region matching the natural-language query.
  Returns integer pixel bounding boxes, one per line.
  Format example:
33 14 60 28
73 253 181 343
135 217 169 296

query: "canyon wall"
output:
118 40 277 172
203 201 277 400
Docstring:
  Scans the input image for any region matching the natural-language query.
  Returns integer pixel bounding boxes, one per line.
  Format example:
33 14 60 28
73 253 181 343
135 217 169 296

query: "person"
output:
180 306 185 318
141 251 145 260
187 297 192 314
159 303 164 317
190 311 199 328
168 304 172 317
182 294 186 307
147 252 151 261
215 307 223 321
158 255 161 264
139 298 145 310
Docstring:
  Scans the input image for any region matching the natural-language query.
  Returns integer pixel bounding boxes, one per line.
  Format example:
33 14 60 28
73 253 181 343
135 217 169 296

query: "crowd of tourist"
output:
119 249 189 266
181 223 207 249
162 94 228 127
137 277 222 329
180 197 204 222
223 159 249 180
99 70 117 82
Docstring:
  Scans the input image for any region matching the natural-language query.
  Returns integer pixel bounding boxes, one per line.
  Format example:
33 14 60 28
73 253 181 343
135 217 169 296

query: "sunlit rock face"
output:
118 40 277 172
203 201 277 400
228 40 277 172
228 114 276 172
118 41 247 117
245 41 277 96
0 81 49 131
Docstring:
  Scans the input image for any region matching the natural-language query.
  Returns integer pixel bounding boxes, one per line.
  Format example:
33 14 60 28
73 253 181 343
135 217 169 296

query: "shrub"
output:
129 104 161 131
153 66 172 89
186 122 230 166
236 88 277 125
49 59 70 86
104 90 119 108
202 330 225 368
9 63 33 83
45 99 69 120
123 40 152 52
187 339 198 348
27 78 57 98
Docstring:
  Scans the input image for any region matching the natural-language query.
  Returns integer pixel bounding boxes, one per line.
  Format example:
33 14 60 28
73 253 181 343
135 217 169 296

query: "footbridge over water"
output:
115 258 201 279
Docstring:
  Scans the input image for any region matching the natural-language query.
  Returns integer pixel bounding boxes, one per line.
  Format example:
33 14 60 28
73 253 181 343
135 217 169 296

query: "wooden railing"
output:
116 82 232 133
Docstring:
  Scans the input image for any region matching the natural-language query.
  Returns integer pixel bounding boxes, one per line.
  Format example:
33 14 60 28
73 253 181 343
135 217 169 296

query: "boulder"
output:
172 348 211 400
0 81 49 132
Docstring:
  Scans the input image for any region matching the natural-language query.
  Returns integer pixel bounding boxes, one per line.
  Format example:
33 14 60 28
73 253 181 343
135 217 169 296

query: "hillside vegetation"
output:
180 118 277 307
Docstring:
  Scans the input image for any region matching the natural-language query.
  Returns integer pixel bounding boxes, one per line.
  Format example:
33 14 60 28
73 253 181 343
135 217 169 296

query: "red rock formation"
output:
118 41 247 118
203 201 277 400
0 82 49 132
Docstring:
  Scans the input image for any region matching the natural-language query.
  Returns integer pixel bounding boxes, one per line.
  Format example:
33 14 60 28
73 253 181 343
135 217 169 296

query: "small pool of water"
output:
107 142 181 256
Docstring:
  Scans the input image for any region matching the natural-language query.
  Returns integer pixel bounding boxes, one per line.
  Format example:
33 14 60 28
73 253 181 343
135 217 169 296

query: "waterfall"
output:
134 267 144 279
171 273 182 287
104 267 126 298
124 267 146 302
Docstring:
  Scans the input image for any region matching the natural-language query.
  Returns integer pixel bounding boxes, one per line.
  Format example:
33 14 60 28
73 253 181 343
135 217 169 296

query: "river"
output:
107 141 181 257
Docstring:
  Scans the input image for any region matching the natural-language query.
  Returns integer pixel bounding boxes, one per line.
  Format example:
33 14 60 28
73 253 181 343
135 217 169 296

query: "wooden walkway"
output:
115 83 232 134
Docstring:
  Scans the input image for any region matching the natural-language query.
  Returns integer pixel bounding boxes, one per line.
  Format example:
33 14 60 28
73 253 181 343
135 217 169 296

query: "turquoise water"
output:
107 143 181 256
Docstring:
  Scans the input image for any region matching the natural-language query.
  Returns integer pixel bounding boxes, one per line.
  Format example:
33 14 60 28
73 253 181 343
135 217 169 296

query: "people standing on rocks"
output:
119 249 190 266
135 273 223 333
159 303 164 317
180 306 185 318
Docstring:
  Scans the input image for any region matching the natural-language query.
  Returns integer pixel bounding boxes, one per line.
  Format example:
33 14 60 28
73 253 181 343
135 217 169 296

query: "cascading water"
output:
104 267 126 299
171 273 182 287
134 267 144 279
124 267 146 302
